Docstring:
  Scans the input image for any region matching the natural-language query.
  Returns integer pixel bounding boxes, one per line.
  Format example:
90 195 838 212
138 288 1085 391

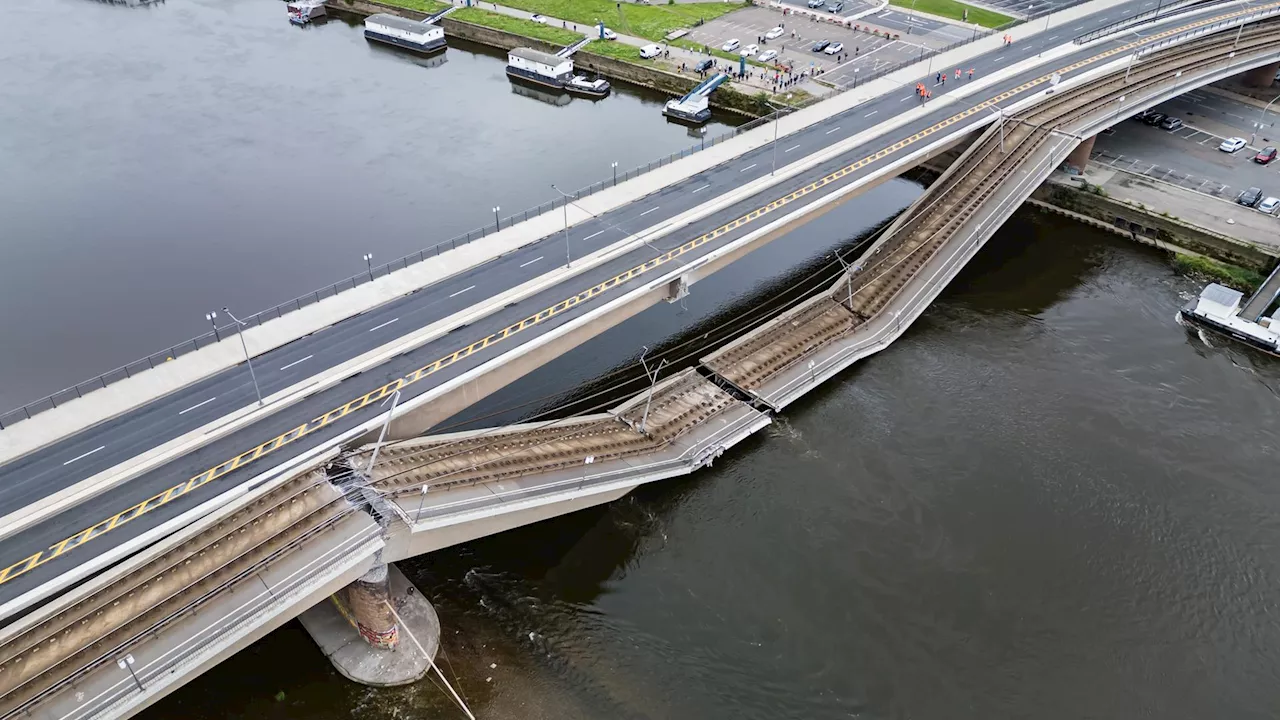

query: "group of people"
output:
1002 33 1014 45
915 67 975 100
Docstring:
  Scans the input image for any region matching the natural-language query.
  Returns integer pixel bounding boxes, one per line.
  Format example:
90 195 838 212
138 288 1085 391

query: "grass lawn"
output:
583 38 655 62
1173 254 1265 293
886 0 1011 28
372 0 451 13
451 7 585 44
485 0 744 41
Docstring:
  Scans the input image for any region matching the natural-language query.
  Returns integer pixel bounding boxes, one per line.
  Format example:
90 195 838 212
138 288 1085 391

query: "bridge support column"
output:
299 562 441 686
1064 134 1096 174
1242 61 1280 88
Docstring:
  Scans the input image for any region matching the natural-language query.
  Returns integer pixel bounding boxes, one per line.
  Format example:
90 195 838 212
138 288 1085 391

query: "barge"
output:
506 47 611 97
1178 283 1280 356
363 13 447 54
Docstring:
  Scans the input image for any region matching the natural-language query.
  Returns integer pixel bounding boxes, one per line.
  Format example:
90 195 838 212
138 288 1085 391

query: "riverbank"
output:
326 0 800 117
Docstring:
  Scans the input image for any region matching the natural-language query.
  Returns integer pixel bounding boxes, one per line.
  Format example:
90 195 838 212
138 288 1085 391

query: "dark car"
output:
1238 186 1264 207
811 39 830 52
1255 147 1278 164
1159 116 1183 131
1130 111 1149 121
694 58 714 73
1142 112 1166 126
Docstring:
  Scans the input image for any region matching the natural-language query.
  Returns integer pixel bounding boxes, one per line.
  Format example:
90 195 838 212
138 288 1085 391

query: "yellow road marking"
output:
2 5 1272 589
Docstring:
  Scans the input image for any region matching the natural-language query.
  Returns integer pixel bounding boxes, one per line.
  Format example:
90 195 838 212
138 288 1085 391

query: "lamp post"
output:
550 185 574 267
363 253 374 281
221 307 264 406
492 206 501 231
117 655 142 691
1251 91 1280 145
906 0 918 34
612 161 618 185
765 94 793 176
205 310 220 341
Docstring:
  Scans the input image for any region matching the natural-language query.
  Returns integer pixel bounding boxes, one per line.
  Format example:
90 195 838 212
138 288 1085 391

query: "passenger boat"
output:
363 13 447 54
565 74 611 98
287 0 326 25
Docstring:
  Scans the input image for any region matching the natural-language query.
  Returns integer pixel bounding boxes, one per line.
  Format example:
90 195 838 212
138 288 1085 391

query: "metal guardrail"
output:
1138 2 1280 55
1074 0 1215 44
0 0 1154 430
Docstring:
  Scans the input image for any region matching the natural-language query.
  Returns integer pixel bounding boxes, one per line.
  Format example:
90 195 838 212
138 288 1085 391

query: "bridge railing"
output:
1074 0 1213 44
0 0 1128 430
1137 2 1280 56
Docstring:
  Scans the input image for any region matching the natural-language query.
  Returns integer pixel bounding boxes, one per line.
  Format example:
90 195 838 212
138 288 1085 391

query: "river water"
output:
9 1 1280 718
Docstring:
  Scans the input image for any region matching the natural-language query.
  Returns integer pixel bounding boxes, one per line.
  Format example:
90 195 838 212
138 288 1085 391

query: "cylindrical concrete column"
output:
1242 61 1280 88
1065 134 1097 174
331 563 399 649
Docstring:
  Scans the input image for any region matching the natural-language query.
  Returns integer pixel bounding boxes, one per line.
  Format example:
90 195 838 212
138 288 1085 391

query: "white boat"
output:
566 75 611 97
287 0 326 25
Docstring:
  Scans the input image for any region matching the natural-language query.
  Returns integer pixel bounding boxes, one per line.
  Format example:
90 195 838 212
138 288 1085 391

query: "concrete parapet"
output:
300 563 439 686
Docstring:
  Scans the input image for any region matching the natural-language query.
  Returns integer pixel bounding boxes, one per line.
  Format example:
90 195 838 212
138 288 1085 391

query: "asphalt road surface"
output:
0 0 1238 614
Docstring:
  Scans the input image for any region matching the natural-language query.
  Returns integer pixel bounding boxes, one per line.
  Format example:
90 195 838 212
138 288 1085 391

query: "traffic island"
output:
299 562 441 686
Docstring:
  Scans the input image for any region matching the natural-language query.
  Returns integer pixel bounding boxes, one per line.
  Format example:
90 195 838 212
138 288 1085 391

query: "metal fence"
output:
1073 0 1215 44
0 0 1133 430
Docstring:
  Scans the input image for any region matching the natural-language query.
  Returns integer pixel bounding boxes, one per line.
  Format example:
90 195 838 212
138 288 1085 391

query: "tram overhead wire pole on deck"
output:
221 307 263 406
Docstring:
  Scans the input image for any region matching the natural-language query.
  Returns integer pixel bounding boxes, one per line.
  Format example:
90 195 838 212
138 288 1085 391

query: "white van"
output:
640 43 663 59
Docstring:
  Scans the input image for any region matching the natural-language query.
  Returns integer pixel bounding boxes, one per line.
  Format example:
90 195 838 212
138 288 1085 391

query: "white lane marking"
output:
1073 25 1084 30
519 256 544 267
280 354 314 371
639 206 660 216
448 286 475 299
826 126 841 134
864 110 878 117
785 144 802 153
1046 35 1059 42
692 184 711 193
740 163 757 172
584 229 606 240
369 317 401 332
64 446 106 466
900 96 912 102
178 396 218 415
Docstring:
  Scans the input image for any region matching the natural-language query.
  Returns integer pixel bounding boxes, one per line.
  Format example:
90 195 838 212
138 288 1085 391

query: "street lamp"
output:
550 185 574 267
117 654 142 691
492 206 501 231
221 307 264 406
363 253 373 281
612 161 619 185
765 94 793 176
906 0 918 34
1251 91 1280 145
205 311 220 341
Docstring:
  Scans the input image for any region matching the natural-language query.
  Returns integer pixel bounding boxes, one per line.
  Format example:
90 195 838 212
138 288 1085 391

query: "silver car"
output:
1259 196 1280 214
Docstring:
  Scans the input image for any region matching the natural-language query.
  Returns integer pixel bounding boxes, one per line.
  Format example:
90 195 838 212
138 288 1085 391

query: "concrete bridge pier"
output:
1241 61 1280 88
299 561 440 687
1064 133 1097 174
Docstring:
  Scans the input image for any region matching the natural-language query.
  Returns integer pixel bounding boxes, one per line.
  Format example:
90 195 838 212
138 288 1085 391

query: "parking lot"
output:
682 4 958 89
1093 110 1280 211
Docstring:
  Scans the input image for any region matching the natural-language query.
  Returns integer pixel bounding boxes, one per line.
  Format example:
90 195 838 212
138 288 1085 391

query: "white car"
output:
600 27 618 40
1219 136 1247 153
824 41 844 55
1259 196 1280 214
758 49 779 63
765 26 784 40
529 13 547 23
722 38 740 52
740 43 759 56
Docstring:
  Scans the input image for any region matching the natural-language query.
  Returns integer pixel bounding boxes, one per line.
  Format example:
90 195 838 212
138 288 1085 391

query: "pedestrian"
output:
562 20 566 27
940 73 945 85
855 45 859 55
936 71 941 84
955 68 961 80
968 67 974 80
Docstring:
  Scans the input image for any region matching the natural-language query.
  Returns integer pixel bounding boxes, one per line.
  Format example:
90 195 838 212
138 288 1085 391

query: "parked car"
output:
640 43 663 59
1142 112 1166 126
827 0 844 11
1259 196 1280 214
765 26 784 40
600 27 618 40
740 43 759 56
1159 116 1182 131
1130 110 1149 121
758 49 779 63
529 13 548 23
721 38 740 52
1255 146 1278 164
811 39 830 52
694 58 714 73
1238 186 1263 207
825 41 844 55
1219 137 1247 153
807 0 824 7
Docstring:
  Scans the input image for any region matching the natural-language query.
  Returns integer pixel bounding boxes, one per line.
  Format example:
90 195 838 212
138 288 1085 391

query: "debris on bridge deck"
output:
354 368 769 505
